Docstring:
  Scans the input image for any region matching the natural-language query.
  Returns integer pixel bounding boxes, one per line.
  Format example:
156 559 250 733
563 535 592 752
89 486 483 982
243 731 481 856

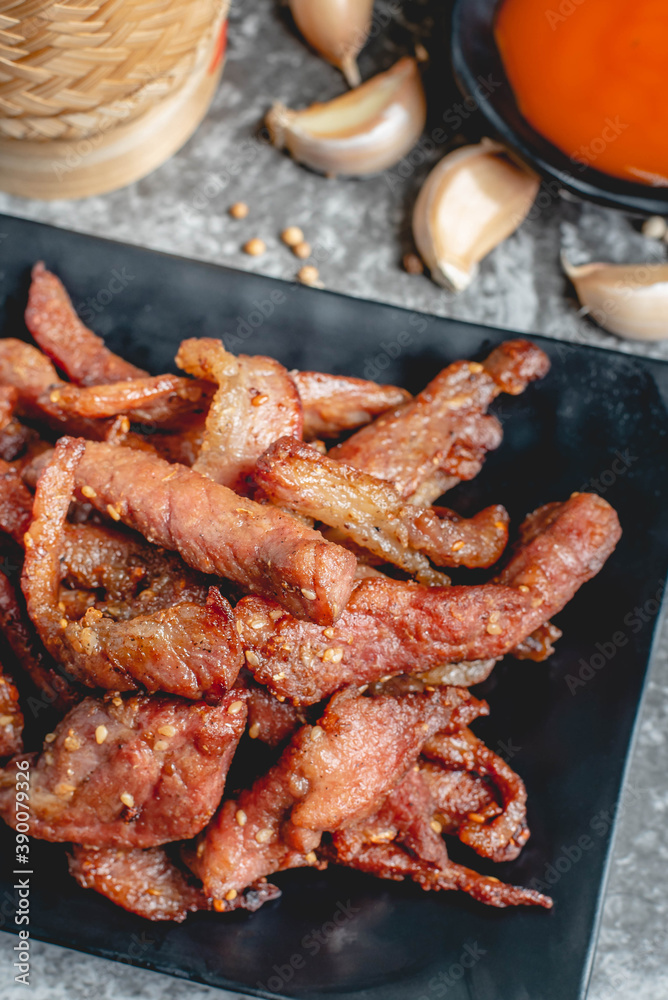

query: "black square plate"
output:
1 214 667 1000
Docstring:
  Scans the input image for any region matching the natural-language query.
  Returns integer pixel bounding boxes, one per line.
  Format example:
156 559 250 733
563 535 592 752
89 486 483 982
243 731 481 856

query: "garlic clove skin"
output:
412 139 540 292
563 256 668 341
289 0 374 87
266 57 426 178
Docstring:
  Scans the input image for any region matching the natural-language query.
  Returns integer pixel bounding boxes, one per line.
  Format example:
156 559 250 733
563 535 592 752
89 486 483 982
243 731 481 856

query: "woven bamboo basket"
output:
0 0 230 199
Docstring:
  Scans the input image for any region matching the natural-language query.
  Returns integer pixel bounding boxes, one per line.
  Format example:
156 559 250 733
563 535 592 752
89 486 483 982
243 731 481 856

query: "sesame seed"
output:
495 520 506 530
305 852 317 864
24 533 33 548
55 782 76 797
229 201 249 219
44 732 56 743
322 647 344 663
236 809 247 826
95 725 108 745
120 792 135 808
323 627 335 639
251 393 269 407
112 696 123 707
154 740 169 751
292 240 311 259
63 734 81 751
158 725 176 737
469 362 484 373
81 485 97 499
248 722 261 739
518 584 530 593
272 671 286 682
59 618 68 630
244 650 259 667
451 540 465 552
227 700 244 715
106 504 121 521
213 899 226 912
311 725 324 741
486 623 503 635
430 819 443 834
235 620 244 635
243 238 266 257
255 828 272 843
300 588 317 601
468 812 485 823
225 889 238 901
269 608 283 620
297 265 320 287
281 226 304 247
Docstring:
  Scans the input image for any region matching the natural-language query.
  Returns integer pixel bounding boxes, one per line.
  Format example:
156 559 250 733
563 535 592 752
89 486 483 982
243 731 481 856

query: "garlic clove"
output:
412 139 540 292
562 256 668 341
289 0 374 87
266 57 426 178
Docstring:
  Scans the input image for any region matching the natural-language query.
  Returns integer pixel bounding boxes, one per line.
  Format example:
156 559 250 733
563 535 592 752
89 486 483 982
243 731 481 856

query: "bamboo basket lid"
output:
0 0 229 199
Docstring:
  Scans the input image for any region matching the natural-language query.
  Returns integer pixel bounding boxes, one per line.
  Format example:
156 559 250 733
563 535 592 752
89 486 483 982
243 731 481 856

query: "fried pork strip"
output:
68 845 280 921
44 374 213 427
0 569 81 714
329 767 551 909
0 456 211 614
291 371 411 440
419 765 498 834
189 686 486 900
0 662 23 758
70 441 357 625
25 262 147 385
246 682 307 748
0 386 31 461
0 338 109 439
255 436 509 577
422 728 528 862
238 492 621 703
175 338 302 491
22 439 243 699
0 459 33 544
0 691 247 846
237 580 529 704
330 339 550 503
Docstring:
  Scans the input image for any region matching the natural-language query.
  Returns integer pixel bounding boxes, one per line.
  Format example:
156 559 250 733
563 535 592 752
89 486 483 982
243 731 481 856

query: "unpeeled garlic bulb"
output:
266 57 426 178
562 256 668 341
289 0 374 87
412 139 540 291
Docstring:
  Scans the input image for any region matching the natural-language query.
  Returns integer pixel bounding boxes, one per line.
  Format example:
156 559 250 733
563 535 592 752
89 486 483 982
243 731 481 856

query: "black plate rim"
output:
4 209 668 370
0 212 667 1000
450 0 668 217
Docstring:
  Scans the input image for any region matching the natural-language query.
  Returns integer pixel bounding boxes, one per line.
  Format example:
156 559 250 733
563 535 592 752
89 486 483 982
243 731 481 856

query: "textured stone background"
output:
0 2 666 998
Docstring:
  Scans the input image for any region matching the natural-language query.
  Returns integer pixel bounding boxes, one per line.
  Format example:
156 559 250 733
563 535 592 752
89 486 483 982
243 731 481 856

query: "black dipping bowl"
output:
451 0 668 217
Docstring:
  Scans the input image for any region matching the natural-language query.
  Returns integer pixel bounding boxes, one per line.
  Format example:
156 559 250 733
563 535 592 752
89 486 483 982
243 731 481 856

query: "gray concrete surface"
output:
0 2 666 997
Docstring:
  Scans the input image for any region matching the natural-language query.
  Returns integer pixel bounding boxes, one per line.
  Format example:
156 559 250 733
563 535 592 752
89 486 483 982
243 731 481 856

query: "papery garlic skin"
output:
289 0 374 87
412 139 540 291
266 58 426 178
563 257 668 341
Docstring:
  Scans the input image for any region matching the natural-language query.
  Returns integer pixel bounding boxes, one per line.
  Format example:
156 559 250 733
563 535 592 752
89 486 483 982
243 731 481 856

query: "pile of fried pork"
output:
0 263 621 920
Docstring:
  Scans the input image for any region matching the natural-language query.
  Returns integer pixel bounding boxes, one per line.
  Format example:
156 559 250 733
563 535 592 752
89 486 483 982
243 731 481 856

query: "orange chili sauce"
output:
495 0 668 186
